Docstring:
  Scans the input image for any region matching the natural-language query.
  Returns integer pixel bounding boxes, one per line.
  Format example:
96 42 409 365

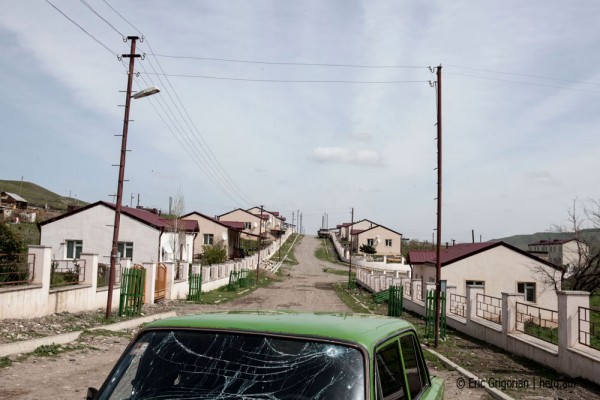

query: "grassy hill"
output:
0 180 86 211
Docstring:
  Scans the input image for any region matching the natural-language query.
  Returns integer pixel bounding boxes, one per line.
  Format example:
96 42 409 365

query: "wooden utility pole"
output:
435 64 443 347
106 36 140 319
256 205 264 283
348 207 354 288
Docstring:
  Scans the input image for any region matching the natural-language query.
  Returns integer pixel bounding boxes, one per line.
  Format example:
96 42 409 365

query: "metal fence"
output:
449 293 467 317
96 262 123 287
476 293 502 324
174 262 188 281
50 259 85 288
416 283 423 301
0 253 35 287
403 280 411 297
578 306 600 351
516 302 559 345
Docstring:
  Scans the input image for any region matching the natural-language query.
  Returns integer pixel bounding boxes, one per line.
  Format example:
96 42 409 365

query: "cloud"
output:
335 132 373 142
523 171 560 186
310 147 384 166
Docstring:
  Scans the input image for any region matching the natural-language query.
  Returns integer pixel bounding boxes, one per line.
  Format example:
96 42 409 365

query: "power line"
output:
150 54 427 69
139 72 430 84
78 0 125 39
44 0 118 57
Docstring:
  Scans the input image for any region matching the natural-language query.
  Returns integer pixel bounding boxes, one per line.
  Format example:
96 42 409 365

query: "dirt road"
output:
0 235 491 399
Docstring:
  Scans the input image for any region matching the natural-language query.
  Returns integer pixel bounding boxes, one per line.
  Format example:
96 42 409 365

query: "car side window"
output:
375 342 406 400
399 334 427 398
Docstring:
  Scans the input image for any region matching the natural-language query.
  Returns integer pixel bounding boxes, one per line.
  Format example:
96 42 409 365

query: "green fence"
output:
387 285 403 317
187 273 202 302
228 269 253 291
372 289 390 304
119 267 145 317
425 290 446 339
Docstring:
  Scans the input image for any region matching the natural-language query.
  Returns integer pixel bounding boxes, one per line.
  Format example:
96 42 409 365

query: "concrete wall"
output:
0 231 293 320
356 266 600 387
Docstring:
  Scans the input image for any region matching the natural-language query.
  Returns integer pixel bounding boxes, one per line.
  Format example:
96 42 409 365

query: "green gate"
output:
425 290 446 339
187 273 202 302
119 267 145 317
387 285 403 317
228 269 253 291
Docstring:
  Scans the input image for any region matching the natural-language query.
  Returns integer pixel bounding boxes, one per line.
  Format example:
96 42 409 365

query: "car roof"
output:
144 311 415 351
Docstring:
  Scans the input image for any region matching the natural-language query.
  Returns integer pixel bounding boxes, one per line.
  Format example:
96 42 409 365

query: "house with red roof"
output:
39 201 199 265
351 224 403 256
182 211 244 259
217 208 272 241
246 207 287 238
407 241 561 309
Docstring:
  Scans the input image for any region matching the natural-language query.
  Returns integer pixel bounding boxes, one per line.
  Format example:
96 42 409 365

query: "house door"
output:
155 263 167 302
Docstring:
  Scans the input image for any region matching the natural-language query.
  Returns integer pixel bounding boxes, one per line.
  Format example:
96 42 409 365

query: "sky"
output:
1 1 600 243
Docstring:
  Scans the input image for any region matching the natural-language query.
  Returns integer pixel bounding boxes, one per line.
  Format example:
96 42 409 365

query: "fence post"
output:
29 245 52 290
79 252 98 288
557 290 590 348
164 261 174 300
502 292 524 336
143 262 156 305
467 285 485 321
411 279 420 302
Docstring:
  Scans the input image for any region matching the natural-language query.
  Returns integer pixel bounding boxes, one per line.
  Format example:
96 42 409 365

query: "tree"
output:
201 240 228 266
360 244 377 254
539 198 600 293
0 221 27 283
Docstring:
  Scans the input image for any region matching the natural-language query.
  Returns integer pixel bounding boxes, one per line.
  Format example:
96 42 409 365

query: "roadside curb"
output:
423 347 516 400
0 311 177 358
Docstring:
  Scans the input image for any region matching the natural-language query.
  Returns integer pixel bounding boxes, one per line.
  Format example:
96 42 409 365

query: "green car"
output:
89 312 444 399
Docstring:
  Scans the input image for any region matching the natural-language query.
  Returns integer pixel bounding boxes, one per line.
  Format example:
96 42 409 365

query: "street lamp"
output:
105 36 160 319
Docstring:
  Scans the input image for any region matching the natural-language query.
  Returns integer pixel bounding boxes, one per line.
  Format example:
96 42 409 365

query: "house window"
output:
66 240 82 259
466 280 484 287
117 242 134 259
203 234 214 245
385 239 392 247
244 222 253 230
367 239 374 246
517 282 536 302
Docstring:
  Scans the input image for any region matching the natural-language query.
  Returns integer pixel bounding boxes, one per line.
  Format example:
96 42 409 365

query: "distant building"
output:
528 239 587 270
0 192 28 210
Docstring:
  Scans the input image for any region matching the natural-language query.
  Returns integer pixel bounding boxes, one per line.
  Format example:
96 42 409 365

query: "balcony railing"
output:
579 306 600 351
0 253 35 287
476 293 502 324
450 293 467 317
516 302 558 345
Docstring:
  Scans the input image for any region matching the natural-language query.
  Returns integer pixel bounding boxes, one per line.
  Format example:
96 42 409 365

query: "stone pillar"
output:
79 252 98 287
502 292 524 336
164 261 174 300
411 279 420 302
143 262 156 305
558 291 590 348
467 285 485 321
29 245 52 290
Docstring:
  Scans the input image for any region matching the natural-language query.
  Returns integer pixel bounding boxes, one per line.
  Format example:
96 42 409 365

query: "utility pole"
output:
291 212 295 233
299 212 303 235
256 205 264 283
434 64 443 348
106 36 140 319
348 207 354 288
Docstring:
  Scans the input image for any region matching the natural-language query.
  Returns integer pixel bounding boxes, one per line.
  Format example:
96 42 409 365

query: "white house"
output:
39 201 198 265
408 242 561 310
217 208 270 241
182 211 244 259
351 224 403 256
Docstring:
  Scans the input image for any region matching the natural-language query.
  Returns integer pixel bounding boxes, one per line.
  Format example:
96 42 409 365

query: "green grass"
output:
270 234 300 265
186 270 282 305
6 222 40 246
31 343 87 357
0 357 12 368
